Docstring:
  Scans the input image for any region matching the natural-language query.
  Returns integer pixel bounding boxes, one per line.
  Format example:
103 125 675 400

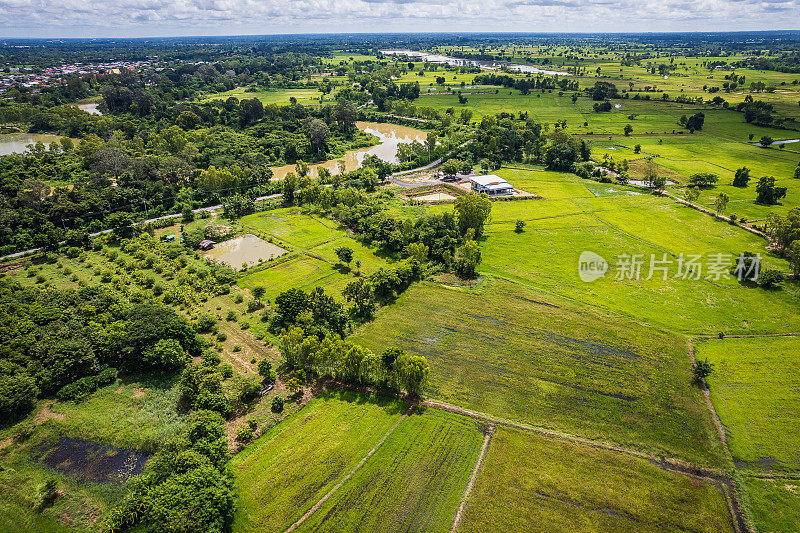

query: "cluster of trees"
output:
0 279 200 421
102 410 235 533
280 326 430 396
472 73 578 93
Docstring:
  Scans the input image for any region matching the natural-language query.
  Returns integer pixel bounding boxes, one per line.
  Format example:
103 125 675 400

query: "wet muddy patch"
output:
36 437 148 483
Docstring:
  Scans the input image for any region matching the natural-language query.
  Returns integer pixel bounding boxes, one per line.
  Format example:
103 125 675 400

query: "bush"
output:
236 376 261 403
514 220 526 233
692 358 714 386
216 332 227 342
232 344 242 352
257 359 272 378
56 375 98 401
219 363 234 379
226 311 237 322
757 269 784 289
196 314 217 333
96 366 118 386
271 395 284 413
235 425 253 442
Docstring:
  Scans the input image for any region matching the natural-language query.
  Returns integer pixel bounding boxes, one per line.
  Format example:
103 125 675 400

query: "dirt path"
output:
284 405 414 533
450 425 494 533
423 399 751 533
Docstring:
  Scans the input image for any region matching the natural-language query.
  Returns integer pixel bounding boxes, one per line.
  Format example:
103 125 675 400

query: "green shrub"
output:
271 395 284 413
236 425 253 442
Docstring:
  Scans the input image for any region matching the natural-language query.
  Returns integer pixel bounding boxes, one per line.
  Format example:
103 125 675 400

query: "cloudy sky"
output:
0 0 798 38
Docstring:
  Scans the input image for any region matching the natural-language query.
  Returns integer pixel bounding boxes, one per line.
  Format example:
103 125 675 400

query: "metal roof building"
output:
469 175 514 196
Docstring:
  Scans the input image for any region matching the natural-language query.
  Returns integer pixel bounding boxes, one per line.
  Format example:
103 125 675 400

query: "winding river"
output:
268 121 428 180
381 49 570 76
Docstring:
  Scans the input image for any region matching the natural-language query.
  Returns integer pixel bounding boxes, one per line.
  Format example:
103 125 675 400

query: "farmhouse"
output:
469 174 514 196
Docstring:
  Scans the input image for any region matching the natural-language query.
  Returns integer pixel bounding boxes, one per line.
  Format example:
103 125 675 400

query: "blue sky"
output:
0 0 798 38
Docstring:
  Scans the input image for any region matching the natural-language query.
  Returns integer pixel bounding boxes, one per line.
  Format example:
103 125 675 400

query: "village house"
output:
469 175 514 196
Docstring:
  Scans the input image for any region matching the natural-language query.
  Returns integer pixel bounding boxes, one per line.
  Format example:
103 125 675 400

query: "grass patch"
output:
458 427 735 533
297 408 484 533
744 476 800 533
230 391 407 533
353 278 725 465
697 336 800 471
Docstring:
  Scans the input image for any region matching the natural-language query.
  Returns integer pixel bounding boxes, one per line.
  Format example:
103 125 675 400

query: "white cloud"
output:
0 0 798 37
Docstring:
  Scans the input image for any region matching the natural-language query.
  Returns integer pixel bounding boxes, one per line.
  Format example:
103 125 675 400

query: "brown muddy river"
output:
269 121 428 180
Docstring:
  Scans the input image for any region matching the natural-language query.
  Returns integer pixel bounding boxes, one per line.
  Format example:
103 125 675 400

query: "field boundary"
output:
284 405 414 533
422 399 751 533
450 425 494 533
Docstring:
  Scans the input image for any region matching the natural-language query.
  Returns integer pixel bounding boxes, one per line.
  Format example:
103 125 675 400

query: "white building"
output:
469 175 514 196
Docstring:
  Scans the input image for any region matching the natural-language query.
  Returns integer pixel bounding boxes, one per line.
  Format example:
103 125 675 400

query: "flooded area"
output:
0 133 64 156
37 437 148 483
381 49 570 76
269 121 428 180
76 102 102 115
203 233 287 268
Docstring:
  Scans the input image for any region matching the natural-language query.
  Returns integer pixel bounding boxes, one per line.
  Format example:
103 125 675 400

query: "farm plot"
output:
237 255 352 301
241 208 341 249
230 391 407 533
743 476 800 533
353 279 725 466
477 185 800 335
296 408 484 533
697 336 800 470
457 427 735 533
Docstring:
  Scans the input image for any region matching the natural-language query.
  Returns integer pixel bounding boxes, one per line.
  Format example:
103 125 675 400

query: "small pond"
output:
76 102 102 115
36 437 148 483
0 133 64 156
203 233 287 268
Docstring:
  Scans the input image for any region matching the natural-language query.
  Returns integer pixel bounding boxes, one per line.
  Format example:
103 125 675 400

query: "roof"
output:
484 182 514 191
470 174 509 187
198 239 215 248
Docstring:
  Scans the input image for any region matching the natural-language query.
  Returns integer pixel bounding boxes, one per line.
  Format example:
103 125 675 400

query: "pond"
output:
36 437 148 483
203 233 287 269
381 49 570 76
269 121 428 180
0 133 65 156
76 102 102 115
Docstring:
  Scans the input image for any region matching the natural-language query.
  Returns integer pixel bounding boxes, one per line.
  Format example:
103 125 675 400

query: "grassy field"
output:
353 278 725 466
478 168 800 335
237 208 390 301
230 391 407 533
458 427 735 533
744 476 800 533
297 408 484 533
202 87 326 106
697 336 800 471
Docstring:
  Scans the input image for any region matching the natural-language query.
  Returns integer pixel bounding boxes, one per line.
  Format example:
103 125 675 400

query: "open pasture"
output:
296 408 484 533
230 391 407 533
457 427 735 533
203 87 325 106
477 169 800 335
744 476 800 533
353 278 725 465
697 336 800 471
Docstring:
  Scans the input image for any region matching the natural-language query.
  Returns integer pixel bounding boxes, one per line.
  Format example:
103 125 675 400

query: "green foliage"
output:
692 358 714 385
755 176 787 205
454 193 492 237
0 361 39 421
271 395 284 413
103 410 235 533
